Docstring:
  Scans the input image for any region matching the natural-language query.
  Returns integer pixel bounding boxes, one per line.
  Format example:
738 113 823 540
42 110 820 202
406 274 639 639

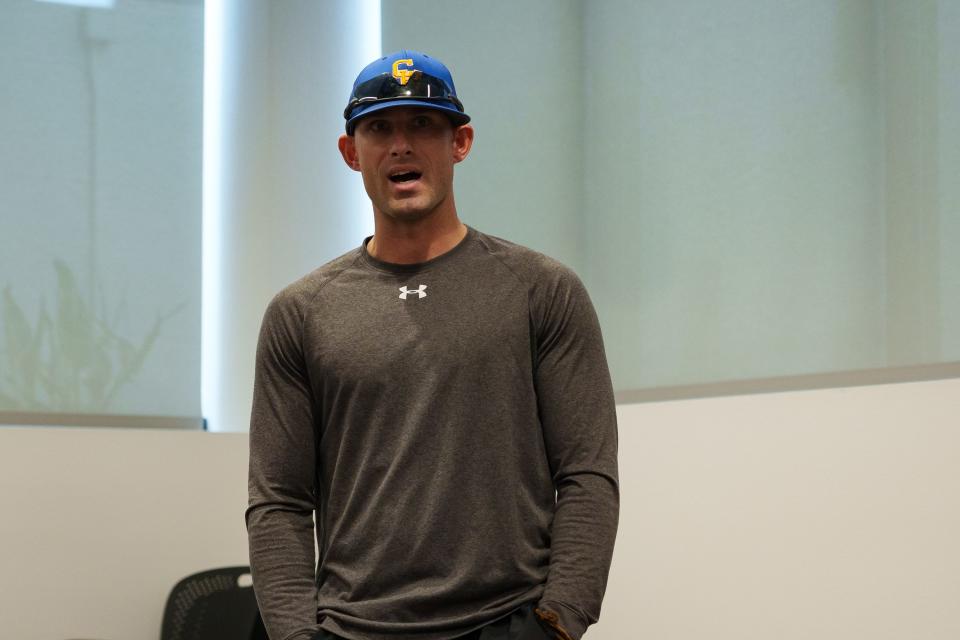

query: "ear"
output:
452 124 474 164
338 134 361 171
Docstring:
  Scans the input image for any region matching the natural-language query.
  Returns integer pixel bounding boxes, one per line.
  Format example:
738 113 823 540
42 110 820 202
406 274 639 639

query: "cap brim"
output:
346 100 471 134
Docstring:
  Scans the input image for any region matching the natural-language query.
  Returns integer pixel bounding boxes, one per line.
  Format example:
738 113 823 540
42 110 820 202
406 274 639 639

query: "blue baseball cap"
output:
344 50 470 135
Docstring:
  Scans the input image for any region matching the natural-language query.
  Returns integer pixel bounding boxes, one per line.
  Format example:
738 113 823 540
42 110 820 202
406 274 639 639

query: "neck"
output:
367 210 467 264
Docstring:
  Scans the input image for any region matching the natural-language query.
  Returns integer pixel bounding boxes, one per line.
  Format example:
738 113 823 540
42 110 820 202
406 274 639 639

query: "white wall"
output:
2 377 958 639
596 377 960 640
0 428 249 640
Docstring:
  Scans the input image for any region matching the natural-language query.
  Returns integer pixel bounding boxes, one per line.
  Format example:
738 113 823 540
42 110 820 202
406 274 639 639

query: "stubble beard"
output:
380 203 436 223
376 187 450 224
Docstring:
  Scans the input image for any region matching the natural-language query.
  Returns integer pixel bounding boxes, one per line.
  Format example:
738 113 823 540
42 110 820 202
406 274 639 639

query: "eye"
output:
367 120 389 134
413 115 432 128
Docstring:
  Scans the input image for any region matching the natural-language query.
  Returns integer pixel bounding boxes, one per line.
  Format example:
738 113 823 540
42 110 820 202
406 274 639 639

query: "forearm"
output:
248 290 322 640
246 503 319 640
529 264 620 639
539 471 620 639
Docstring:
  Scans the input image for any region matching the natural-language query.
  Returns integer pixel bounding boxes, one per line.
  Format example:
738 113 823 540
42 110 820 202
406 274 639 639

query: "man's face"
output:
338 107 474 223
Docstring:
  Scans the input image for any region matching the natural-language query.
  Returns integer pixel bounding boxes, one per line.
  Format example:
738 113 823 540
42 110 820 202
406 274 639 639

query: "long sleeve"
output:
246 292 320 640
532 267 620 640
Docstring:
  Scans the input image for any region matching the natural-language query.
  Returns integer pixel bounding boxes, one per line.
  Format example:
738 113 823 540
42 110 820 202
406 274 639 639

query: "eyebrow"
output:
364 111 436 128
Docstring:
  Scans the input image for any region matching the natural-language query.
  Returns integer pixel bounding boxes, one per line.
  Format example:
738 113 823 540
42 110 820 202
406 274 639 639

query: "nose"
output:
389 128 413 156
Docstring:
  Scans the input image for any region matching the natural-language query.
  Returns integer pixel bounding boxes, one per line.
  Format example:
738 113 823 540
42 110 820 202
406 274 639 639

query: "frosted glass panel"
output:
0 0 202 417
383 0 960 393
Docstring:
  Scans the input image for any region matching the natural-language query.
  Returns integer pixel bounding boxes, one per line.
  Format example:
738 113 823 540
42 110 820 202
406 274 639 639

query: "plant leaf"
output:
54 260 95 374
2 286 39 407
84 323 114 411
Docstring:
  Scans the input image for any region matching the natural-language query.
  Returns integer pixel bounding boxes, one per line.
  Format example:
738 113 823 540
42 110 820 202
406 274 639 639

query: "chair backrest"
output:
160 566 268 640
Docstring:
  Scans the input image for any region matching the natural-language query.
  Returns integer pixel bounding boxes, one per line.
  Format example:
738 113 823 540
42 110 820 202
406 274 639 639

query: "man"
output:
246 50 619 640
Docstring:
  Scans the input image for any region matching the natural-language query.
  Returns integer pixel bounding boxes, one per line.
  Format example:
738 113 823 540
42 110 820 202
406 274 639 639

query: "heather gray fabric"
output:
313 602 553 640
247 227 619 640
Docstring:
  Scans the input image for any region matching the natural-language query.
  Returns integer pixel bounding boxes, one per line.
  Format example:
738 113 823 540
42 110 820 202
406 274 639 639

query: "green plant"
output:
0 260 182 412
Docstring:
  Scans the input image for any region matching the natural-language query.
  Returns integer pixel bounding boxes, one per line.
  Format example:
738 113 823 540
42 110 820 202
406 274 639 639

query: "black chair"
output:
160 566 268 640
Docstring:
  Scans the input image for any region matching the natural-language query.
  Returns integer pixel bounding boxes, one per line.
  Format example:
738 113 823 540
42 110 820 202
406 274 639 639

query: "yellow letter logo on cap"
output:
392 58 415 86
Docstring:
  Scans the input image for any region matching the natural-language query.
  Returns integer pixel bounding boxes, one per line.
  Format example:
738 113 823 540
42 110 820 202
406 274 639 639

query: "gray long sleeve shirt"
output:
246 227 619 640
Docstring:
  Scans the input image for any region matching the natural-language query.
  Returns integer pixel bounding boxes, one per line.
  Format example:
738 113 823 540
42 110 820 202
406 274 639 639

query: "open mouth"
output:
389 171 422 183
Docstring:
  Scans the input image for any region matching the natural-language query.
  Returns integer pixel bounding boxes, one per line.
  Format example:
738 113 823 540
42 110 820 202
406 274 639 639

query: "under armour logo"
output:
398 284 427 300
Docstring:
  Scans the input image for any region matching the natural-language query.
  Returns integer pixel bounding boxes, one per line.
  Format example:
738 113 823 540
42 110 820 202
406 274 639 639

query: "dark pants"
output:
313 602 553 640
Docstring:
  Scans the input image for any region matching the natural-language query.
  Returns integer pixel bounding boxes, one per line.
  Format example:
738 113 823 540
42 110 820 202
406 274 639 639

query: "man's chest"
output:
302 269 534 390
